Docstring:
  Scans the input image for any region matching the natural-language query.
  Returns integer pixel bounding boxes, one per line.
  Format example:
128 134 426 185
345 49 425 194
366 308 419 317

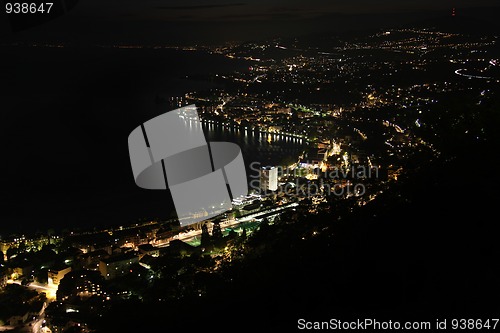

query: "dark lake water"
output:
0 46 305 235
202 120 307 179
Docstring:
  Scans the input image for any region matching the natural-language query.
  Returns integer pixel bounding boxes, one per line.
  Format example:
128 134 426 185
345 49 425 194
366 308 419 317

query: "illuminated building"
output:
48 265 72 286
99 252 139 280
0 269 7 289
11 264 33 280
260 167 278 191
138 244 160 258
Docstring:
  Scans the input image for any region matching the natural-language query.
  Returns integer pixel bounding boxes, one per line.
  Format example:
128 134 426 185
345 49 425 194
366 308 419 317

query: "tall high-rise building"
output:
260 167 278 192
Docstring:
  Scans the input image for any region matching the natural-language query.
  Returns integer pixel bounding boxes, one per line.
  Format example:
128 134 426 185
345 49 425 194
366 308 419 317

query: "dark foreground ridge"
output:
96 139 500 332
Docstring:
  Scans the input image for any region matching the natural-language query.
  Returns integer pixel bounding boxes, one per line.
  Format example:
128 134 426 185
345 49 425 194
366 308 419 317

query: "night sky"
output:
2 0 500 43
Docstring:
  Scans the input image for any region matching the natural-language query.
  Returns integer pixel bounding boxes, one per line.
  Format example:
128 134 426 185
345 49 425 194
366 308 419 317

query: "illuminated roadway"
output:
455 68 493 80
5 280 55 333
157 202 299 246
28 282 58 299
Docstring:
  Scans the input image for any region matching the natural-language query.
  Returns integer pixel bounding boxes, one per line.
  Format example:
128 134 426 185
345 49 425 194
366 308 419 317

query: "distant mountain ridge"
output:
403 13 500 34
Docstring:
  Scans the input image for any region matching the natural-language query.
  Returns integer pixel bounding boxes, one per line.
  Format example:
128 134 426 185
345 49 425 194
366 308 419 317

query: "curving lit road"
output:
455 68 492 80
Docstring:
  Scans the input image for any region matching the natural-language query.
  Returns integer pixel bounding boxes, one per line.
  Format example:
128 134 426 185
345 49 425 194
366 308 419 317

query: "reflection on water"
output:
200 120 308 168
